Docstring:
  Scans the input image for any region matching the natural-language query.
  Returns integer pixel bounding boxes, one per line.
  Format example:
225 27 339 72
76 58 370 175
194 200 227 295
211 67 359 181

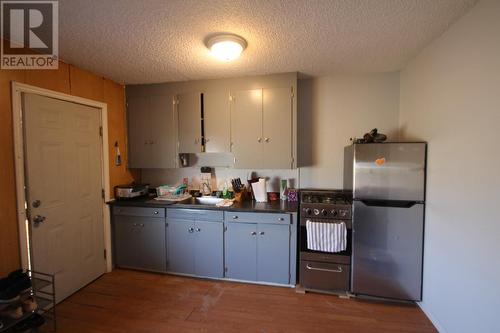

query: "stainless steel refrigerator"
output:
344 142 426 301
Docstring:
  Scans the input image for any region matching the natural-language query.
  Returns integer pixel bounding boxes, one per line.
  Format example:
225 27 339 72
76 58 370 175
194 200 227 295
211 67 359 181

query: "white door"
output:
231 89 263 168
263 87 292 169
23 93 106 302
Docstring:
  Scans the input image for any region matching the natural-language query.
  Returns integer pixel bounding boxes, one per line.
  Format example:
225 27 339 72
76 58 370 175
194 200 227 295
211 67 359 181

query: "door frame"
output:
11 81 113 273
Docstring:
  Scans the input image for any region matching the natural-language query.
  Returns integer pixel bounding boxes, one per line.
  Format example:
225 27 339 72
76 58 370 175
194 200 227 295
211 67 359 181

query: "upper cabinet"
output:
126 73 297 169
177 92 202 153
127 95 176 168
204 90 231 153
231 87 293 169
231 89 263 168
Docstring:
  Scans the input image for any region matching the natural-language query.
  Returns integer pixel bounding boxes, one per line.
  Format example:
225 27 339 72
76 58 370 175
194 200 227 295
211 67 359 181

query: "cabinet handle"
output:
153 211 159 215
278 217 284 221
259 231 265 235
188 227 194 233
257 137 262 143
264 138 270 143
306 264 343 273
232 216 238 219
196 228 201 232
251 231 257 236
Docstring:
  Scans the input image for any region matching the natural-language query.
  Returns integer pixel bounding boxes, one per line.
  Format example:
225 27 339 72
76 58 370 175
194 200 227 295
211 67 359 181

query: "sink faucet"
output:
201 180 212 196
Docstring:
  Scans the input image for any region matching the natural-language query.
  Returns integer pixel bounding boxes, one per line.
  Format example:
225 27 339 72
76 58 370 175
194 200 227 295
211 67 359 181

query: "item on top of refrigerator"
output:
360 128 387 143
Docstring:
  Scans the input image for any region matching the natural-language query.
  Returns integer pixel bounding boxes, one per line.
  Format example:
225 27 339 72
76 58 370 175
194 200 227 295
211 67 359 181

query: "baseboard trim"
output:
417 301 447 333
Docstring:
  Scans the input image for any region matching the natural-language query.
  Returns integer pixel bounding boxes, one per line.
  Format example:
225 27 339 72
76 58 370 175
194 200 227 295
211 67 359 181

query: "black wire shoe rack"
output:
0 270 56 332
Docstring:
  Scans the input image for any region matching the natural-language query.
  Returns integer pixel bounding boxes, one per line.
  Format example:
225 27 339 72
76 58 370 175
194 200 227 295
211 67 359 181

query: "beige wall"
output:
399 0 500 331
297 73 400 188
0 59 137 276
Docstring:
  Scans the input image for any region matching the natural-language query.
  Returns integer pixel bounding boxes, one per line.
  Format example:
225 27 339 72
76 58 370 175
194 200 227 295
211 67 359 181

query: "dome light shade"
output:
206 34 247 61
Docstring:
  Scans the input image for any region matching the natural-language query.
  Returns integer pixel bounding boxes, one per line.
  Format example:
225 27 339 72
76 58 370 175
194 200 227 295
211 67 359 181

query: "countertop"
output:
106 196 299 214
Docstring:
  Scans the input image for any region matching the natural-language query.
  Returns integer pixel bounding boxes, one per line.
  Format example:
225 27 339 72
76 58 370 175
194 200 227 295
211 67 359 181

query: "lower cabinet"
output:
114 215 166 272
167 218 224 278
225 222 290 284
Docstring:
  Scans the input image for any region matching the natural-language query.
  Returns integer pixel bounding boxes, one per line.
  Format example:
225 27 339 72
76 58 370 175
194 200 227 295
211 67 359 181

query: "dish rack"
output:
0 270 56 332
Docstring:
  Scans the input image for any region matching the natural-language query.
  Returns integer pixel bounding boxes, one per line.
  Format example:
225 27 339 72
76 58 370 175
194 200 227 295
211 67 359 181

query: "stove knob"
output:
304 208 312 215
321 209 328 216
313 209 320 216
331 209 338 217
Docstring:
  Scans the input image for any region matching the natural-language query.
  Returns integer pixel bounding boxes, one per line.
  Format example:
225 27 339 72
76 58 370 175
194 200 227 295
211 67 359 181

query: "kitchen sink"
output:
194 197 224 205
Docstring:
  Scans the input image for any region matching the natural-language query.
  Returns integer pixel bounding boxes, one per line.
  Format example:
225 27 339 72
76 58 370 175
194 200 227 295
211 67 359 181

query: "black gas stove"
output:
299 189 353 294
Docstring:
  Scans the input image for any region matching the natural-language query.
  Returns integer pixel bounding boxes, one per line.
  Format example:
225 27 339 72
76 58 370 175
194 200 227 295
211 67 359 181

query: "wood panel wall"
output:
0 59 137 276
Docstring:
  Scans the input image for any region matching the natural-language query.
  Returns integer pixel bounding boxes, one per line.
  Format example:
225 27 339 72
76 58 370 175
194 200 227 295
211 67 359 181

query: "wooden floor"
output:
50 269 436 333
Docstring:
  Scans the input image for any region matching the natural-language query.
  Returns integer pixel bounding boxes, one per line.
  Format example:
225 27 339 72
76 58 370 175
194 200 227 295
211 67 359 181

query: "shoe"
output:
12 313 45 332
0 305 23 319
22 297 38 313
0 270 31 304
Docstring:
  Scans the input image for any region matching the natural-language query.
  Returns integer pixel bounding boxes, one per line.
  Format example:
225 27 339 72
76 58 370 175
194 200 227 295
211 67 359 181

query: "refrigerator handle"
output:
359 200 419 208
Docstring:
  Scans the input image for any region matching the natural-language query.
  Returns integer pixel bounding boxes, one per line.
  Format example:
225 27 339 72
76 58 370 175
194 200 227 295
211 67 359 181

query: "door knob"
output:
257 137 262 143
32 200 41 208
264 138 269 143
188 227 194 233
33 215 46 225
196 228 201 232
251 231 257 236
259 231 265 235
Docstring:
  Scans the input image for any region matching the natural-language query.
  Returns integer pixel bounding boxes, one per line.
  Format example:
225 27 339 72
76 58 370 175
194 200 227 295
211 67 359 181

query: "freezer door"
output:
354 143 426 201
352 200 424 301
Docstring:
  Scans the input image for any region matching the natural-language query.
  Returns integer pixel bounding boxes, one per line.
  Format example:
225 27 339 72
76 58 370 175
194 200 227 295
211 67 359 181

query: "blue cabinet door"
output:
257 224 290 284
194 221 224 278
114 216 166 272
167 219 195 275
225 223 257 281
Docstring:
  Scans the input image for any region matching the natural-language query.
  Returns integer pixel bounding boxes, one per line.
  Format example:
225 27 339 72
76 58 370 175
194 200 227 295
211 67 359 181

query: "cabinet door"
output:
177 92 201 153
114 216 140 268
194 221 223 278
127 96 150 168
114 216 166 271
149 95 176 168
204 90 230 152
263 87 292 169
257 224 290 284
167 219 195 274
135 217 167 271
225 223 257 281
231 89 263 168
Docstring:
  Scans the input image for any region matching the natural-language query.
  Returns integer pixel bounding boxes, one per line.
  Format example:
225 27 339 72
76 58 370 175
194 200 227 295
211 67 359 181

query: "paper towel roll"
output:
252 178 268 202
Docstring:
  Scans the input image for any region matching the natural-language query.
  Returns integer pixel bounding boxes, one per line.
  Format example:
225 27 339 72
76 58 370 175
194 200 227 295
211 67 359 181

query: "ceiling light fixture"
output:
205 33 247 62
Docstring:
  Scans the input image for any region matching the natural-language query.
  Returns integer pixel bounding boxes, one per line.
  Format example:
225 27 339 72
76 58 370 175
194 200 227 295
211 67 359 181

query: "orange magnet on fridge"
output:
375 158 386 166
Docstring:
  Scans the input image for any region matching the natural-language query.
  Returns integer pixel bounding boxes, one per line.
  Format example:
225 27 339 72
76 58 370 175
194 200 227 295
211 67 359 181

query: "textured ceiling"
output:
58 0 478 84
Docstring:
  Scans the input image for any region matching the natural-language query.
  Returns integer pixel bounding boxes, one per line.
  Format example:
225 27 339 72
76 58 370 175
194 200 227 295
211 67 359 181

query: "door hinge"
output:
104 249 107 260
224 267 228 273
99 126 103 137
224 226 227 232
101 189 105 199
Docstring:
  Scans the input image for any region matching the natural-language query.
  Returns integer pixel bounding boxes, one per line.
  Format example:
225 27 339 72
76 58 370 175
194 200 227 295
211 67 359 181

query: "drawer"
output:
225 212 290 224
167 208 223 221
113 206 165 218
300 260 350 292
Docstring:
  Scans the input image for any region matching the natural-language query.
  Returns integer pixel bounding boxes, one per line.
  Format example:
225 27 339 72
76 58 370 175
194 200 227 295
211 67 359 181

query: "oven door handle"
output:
306 263 343 273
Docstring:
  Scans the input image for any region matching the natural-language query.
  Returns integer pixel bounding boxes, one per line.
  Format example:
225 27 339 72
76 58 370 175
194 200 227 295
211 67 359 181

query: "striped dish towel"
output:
306 220 347 253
